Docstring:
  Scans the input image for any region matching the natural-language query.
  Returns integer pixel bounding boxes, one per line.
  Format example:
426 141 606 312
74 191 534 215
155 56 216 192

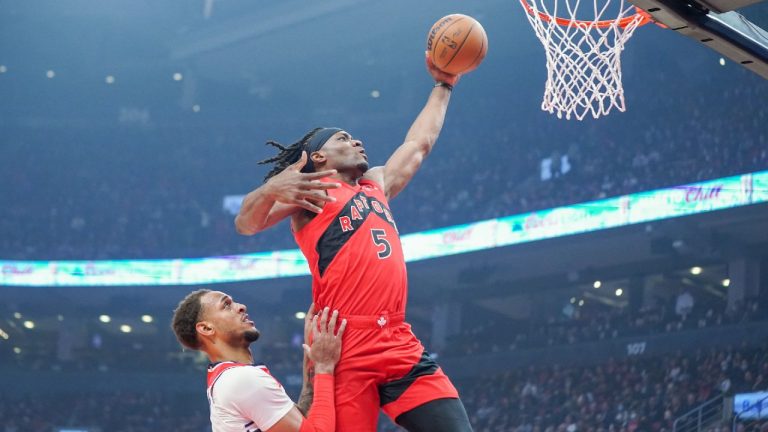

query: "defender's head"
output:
171 289 260 351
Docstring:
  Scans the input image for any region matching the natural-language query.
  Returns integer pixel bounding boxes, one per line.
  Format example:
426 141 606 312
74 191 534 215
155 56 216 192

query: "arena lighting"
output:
57 315 64 321
593 280 601 289
722 278 731 287
13 347 21 354
120 324 132 333
192 104 201 112
173 72 183 81
371 90 381 98
105 75 115 84
99 315 111 323
141 315 153 323
0 327 9 340
690 266 703 275
46 70 55 78
1 170 767 287
23 320 35 329
578 299 585 306
615 288 624 296
295 312 307 320
13 312 21 319
0 65 7 73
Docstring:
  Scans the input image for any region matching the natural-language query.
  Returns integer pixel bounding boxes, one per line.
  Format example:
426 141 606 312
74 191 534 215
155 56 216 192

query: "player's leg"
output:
378 349 465 427
395 398 472 432
332 327 385 432
334 380 380 432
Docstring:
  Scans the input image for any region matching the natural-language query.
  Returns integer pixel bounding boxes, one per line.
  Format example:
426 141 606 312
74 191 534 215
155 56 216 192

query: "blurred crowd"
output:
454 344 768 432
2 344 765 432
0 391 208 432
443 297 766 358
2 78 767 260
4 280 765 376
396 84 768 233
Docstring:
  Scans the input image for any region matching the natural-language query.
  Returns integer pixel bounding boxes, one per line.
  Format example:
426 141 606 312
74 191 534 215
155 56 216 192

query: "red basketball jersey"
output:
293 178 407 315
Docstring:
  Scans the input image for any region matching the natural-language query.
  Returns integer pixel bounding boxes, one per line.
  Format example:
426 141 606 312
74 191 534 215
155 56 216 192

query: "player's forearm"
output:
403 85 452 156
235 185 277 235
296 385 313 417
381 86 452 199
296 353 314 416
298 374 335 432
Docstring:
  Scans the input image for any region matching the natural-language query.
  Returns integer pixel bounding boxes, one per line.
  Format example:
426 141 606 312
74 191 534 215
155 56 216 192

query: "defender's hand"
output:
303 302 316 345
425 51 460 87
303 307 347 374
264 151 341 213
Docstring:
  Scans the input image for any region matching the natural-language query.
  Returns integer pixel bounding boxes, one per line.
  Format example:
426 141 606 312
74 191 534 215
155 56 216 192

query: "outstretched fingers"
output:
301 190 336 203
293 199 324 214
318 306 330 333
309 306 346 341
303 169 339 181
290 151 309 171
335 317 347 339
326 310 339 335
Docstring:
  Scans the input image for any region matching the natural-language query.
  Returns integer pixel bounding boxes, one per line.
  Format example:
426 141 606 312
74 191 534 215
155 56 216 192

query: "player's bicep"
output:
382 139 428 199
264 406 305 432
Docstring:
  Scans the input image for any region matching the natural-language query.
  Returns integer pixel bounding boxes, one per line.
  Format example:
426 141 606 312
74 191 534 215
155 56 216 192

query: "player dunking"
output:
235 53 472 431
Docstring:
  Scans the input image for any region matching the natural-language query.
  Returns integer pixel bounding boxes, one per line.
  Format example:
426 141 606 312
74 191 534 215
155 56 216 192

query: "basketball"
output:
426 14 488 75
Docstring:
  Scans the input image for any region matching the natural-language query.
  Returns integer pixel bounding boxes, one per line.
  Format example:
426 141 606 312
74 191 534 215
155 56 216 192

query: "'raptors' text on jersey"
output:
294 179 407 315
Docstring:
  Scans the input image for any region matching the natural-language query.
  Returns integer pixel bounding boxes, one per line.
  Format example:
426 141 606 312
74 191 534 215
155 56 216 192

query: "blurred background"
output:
1 0 768 431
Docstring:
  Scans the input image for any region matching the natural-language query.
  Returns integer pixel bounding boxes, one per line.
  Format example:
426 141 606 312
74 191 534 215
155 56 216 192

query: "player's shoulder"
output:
362 166 385 188
214 365 275 395
217 363 269 381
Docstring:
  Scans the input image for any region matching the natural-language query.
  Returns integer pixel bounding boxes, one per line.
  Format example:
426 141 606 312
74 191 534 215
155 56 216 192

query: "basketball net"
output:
520 0 650 120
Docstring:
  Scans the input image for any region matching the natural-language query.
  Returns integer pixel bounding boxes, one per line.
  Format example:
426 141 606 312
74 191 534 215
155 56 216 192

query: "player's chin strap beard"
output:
245 329 260 343
302 127 342 173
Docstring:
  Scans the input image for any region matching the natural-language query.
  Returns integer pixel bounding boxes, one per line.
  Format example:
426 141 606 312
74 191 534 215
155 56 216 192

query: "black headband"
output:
302 127 342 173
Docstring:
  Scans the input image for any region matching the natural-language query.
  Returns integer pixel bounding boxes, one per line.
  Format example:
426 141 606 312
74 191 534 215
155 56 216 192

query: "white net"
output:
520 0 648 120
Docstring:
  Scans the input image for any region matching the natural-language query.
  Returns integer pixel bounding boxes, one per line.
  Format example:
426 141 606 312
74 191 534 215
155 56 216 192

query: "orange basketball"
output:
426 14 488 75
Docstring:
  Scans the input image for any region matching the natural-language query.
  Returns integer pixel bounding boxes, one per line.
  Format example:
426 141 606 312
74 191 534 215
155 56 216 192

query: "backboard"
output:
629 0 768 79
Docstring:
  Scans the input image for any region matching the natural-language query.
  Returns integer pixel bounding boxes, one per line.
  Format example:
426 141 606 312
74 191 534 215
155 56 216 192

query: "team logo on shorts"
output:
377 316 387 327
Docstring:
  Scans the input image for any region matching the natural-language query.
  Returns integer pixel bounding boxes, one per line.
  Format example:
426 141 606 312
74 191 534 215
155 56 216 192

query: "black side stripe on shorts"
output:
379 351 439 406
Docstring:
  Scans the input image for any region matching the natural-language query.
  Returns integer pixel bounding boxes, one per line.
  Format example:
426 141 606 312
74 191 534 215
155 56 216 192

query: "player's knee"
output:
395 398 473 432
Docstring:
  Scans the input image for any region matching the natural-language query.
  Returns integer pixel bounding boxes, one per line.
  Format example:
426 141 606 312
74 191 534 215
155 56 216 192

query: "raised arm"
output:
235 152 340 235
371 53 460 200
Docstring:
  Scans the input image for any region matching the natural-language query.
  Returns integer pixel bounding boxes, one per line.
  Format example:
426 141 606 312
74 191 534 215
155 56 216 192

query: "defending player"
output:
172 290 346 432
235 53 472 431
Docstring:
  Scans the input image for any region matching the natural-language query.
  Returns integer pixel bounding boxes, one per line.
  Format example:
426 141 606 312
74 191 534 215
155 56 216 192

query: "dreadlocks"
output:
258 127 322 182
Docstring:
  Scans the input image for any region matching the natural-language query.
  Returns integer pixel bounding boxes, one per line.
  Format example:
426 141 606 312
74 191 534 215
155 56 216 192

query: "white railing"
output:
673 394 725 432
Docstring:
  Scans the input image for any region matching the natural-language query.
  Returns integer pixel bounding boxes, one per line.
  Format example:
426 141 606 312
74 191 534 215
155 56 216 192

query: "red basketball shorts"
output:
330 311 459 432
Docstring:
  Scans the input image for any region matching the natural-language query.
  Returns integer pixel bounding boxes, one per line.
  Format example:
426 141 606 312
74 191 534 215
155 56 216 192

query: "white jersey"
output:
206 362 295 432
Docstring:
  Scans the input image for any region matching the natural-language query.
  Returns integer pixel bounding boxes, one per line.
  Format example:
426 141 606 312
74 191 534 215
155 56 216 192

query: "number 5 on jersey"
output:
370 229 391 259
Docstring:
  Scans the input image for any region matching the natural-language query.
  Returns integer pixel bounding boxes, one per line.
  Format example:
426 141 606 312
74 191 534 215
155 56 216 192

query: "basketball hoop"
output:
520 0 652 120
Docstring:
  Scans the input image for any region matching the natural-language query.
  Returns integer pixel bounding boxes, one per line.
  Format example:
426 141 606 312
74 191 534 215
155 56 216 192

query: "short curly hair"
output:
171 289 211 350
